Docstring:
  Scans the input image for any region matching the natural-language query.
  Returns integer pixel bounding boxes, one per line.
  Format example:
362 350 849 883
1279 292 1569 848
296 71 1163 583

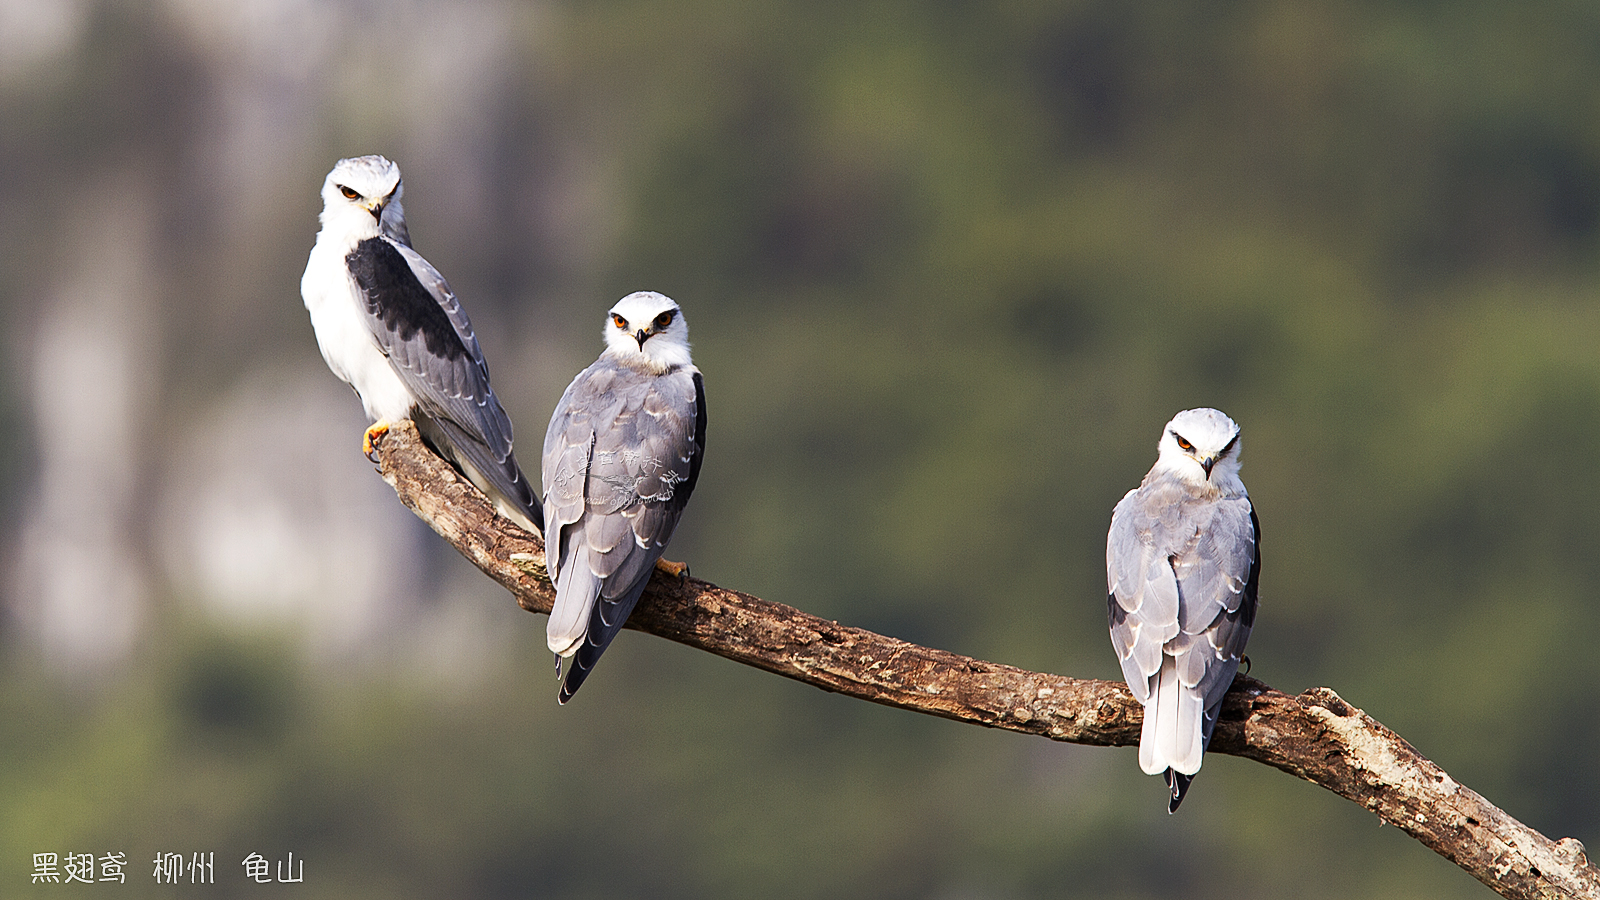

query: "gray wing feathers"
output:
1177 498 1256 713
542 357 703 685
1107 490 1180 704
1173 502 1255 632
1108 479 1258 779
379 242 509 452
414 412 541 534
359 238 541 531
540 385 593 583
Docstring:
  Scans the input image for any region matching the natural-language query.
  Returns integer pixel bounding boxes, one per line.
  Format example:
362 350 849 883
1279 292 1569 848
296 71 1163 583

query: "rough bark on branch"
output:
373 420 1597 900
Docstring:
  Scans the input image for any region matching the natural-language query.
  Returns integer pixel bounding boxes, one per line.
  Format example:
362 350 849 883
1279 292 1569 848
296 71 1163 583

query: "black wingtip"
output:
1165 770 1195 814
556 656 595 705
552 652 568 704
556 676 584 705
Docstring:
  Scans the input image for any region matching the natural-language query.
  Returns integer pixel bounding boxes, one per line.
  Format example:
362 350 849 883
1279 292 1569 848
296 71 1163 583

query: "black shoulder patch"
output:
1241 504 1261 629
682 371 708 503
346 238 469 362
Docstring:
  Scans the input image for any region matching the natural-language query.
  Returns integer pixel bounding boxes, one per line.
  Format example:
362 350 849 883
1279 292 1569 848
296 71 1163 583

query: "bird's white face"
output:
318 155 406 239
603 291 692 372
1154 407 1243 488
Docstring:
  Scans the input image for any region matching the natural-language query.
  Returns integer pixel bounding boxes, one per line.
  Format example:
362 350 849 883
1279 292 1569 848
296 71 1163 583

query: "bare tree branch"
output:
373 420 1598 900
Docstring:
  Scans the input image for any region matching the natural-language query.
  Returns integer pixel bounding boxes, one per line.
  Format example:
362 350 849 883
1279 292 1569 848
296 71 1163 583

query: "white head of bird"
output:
1153 407 1244 493
318 154 409 244
603 291 692 373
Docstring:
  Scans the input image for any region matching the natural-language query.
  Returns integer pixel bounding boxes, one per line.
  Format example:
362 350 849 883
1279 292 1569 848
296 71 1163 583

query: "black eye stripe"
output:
1169 429 1239 456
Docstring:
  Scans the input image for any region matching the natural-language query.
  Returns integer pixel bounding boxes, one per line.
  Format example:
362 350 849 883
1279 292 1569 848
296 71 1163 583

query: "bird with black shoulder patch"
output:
301 154 543 537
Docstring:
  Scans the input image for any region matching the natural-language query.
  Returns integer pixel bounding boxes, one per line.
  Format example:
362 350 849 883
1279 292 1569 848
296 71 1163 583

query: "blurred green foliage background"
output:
3 1 1600 897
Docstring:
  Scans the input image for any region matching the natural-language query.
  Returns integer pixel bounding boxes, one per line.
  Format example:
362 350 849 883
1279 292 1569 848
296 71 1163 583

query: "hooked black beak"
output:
367 200 385 222
634 328 650 349
1199 456 1217 479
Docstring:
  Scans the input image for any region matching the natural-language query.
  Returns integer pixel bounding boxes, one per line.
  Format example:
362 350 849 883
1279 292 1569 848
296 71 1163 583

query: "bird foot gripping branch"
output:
363 420 392 461
302 153 544 537
654 558 690 580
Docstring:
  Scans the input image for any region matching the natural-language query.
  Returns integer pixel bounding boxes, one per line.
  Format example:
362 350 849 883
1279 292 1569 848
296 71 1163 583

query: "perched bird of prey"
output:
1107 408 1259 812
301 154 543 536
543 291 706 703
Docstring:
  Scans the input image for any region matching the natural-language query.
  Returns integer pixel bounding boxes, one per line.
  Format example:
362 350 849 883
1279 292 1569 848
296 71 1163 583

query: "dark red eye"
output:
338 185 360 200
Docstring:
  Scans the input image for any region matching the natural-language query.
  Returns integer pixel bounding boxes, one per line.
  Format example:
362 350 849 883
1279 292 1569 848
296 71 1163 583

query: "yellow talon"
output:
363 420 392 460
655 557 689 580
